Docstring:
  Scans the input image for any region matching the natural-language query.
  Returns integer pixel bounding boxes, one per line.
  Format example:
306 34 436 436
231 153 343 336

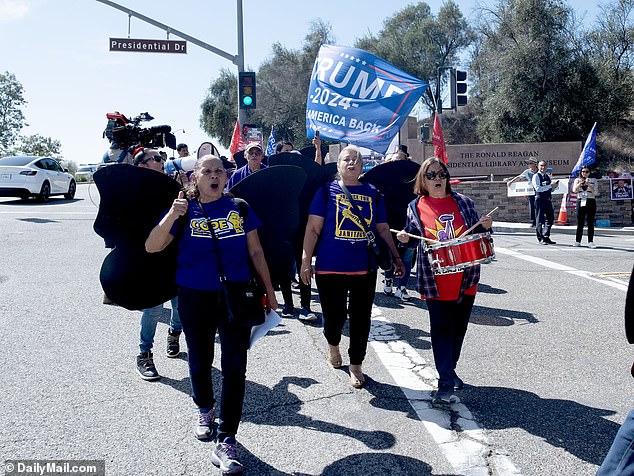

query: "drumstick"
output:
389 229 439 244
458 207 499 237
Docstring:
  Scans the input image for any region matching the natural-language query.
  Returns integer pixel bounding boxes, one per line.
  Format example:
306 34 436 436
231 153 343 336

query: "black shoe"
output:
454 376 465 391
433 387 455 404
136 352 160 381
195 408 215 441
281 305 295 318
530 222 536 227
211 437 243 474
166 330 181 358
543 237 556 245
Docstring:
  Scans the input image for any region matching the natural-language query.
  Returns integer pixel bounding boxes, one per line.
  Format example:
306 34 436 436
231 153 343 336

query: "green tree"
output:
583 0 634 126
355 1 475 110
200 68 237 149
471 0 596 142
200 20 335 148
0 71 27 153
17 134 62 157
251 20 334 145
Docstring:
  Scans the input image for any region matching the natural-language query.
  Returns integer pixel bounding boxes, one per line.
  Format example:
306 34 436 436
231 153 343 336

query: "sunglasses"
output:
581 169 590 173
142 155 165 164
424 171 449 180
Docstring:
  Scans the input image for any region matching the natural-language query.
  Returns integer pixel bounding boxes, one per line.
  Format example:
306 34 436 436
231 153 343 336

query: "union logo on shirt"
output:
190 210 245 238
334 192 373 240
425 213 464 241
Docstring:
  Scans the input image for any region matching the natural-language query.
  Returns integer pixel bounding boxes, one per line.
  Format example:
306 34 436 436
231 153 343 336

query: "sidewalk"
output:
493 221 634 237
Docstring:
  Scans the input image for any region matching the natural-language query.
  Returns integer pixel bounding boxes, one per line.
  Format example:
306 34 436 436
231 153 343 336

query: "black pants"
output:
576 198 596 243
315 272 377 365
426 296 475 390
535 196 554 241
177 286 251 442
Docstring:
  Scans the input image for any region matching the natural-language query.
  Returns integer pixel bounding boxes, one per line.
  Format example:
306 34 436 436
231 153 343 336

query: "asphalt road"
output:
1 183 633 476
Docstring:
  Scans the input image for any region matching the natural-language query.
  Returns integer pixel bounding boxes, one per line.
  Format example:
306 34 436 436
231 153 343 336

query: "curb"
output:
493 223 634 237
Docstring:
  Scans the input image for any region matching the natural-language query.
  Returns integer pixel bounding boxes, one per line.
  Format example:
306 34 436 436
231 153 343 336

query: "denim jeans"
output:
426 295 475 390
384 246 415 288
139 297 182 354
177 286 251 442
315 271 377 365
597 409 634 475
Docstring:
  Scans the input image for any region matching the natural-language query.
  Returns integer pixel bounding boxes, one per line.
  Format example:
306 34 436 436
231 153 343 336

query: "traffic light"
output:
454 69 467 107
238 72 256 109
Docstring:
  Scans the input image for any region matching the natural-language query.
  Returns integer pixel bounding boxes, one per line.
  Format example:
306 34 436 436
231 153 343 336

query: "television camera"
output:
103 111 176 150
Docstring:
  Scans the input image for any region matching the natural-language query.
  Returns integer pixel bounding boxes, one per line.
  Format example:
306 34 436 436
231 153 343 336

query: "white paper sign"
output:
249 310 282 349
507 179 567 197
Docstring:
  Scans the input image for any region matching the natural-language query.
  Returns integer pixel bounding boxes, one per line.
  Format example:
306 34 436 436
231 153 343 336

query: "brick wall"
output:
452 179 632 226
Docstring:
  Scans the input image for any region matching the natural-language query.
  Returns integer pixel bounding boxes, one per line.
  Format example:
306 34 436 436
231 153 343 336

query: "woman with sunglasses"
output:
130 147 185 381
572 167 598 248
396 157 492 403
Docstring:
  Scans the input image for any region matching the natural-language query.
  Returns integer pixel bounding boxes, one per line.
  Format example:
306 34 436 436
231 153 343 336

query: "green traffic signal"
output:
238 72 256 110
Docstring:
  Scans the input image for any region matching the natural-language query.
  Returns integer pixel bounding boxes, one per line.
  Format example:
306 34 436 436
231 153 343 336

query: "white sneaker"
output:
395 287 412 302
588 242 597 249
383 279 393 296
573 242 580 247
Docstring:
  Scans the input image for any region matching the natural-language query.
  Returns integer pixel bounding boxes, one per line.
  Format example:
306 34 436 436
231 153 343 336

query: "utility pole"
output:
95 0 247 124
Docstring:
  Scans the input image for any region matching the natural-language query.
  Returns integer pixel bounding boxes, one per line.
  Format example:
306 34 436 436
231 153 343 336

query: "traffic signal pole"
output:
95 0 247 124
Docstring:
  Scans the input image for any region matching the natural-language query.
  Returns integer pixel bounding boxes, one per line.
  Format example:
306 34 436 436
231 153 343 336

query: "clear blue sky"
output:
0 0 600 163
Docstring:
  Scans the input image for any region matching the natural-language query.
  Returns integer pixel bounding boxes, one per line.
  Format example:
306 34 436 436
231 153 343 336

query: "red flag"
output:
432 112 448 164
229 118 245 158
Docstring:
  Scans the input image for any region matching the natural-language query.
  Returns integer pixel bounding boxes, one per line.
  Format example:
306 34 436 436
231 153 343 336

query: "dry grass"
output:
598 122 634 174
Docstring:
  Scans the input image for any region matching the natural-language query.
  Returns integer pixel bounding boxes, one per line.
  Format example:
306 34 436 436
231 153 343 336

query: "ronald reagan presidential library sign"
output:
416 141 581 177
109 38 187 54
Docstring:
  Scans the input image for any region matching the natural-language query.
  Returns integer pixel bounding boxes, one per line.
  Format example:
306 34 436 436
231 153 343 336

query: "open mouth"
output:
434 182 443 188
210 183 219 190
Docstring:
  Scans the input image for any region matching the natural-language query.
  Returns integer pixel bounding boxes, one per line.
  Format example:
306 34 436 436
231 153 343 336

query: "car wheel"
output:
64 180 76 199
38 182 51 202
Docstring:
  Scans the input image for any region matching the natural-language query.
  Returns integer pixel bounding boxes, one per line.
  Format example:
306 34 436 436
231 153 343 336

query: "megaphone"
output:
164 156 196 177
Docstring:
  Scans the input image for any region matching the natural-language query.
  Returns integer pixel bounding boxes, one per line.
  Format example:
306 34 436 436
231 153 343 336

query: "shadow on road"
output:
465 385 619 466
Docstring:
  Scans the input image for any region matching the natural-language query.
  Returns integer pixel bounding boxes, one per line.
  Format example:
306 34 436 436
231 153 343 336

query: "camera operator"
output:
102 141 133 165
572 166 598 248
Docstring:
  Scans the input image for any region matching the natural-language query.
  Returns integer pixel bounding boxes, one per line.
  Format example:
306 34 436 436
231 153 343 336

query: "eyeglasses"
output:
142 155 165 164
424 171 449 180
581 169 590 173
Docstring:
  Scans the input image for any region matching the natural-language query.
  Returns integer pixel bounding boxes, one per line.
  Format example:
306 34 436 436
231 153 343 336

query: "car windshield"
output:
0 156 36 166
77 167 94 172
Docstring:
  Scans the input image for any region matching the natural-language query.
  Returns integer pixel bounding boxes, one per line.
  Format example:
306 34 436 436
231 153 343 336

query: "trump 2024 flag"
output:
306 45 428 155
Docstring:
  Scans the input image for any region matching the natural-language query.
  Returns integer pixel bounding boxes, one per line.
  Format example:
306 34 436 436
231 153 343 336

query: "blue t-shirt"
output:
226 163 267 190
168 195 261 290
309 181 386 273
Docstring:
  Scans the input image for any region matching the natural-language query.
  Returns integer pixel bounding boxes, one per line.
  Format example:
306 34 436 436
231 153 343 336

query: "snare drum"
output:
426 232 495 275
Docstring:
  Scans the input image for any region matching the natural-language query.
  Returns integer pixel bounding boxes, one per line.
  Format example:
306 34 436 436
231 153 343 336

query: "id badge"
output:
580 192 587 207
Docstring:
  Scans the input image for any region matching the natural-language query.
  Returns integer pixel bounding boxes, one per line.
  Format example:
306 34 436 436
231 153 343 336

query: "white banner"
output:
507 179 567 197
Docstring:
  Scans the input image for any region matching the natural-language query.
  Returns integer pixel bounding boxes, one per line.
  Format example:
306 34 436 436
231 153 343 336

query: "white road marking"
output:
495 246 629 291
370 308 522 476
